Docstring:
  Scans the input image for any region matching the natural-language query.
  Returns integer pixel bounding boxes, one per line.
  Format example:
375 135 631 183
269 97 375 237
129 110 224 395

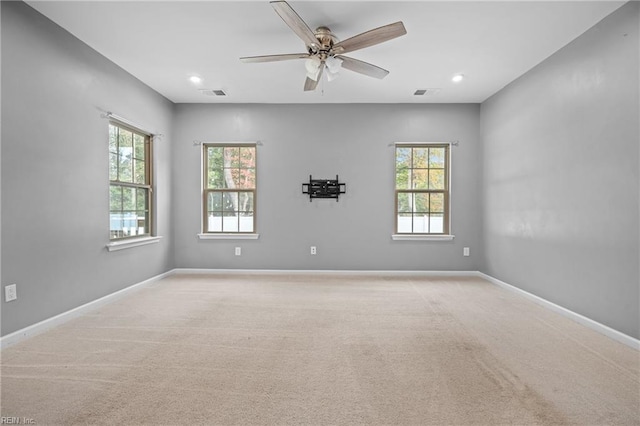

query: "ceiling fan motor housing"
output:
313 26 338 51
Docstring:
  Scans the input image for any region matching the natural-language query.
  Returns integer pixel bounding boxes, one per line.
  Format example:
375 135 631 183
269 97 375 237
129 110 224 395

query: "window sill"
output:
392 234 455 241
106 236 162 252
198 233 260 240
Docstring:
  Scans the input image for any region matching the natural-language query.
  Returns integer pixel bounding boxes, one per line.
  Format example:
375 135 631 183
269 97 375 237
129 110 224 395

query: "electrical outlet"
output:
463 247 470 257
310 246 317 255
235 247 241 256
5 284 17 302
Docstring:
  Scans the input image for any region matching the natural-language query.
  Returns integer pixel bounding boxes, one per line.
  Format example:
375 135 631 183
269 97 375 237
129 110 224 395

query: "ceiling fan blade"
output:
240 53 309 63
270 1 319 50
333 21 407 55
304 77 317 92
336 55 389 79
304 64 324 91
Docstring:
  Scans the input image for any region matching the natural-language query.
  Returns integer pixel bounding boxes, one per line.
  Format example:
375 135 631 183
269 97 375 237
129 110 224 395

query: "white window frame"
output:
107 121 155 244
198 142 259 240
392 142 454 241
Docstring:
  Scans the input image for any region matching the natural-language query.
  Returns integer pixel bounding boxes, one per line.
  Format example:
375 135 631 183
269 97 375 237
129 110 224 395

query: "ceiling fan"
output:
240 1 407 91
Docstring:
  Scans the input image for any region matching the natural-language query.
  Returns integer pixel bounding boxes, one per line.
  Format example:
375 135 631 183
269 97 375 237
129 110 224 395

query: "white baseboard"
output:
0 270 174 350
172 268 479 277
477 272 639 351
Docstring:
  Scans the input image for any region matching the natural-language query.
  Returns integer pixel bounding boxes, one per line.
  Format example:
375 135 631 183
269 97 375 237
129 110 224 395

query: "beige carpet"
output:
1 274 638 425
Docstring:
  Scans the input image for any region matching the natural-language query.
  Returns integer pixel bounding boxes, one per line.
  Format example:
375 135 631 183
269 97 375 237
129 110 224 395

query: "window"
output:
109 122 152 240
395 144 450 235
203 144 256 233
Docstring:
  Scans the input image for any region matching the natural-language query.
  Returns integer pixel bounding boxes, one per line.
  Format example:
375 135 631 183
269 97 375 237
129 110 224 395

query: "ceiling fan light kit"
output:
240 1 407 91
305 56 322 81
325 56 343 73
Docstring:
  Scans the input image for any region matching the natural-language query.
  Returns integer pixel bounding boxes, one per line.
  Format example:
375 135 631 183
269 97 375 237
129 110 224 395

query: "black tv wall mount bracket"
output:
302 175 346 202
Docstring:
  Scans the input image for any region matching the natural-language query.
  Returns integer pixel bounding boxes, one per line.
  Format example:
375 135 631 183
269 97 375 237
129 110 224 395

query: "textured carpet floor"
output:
1 274 638 425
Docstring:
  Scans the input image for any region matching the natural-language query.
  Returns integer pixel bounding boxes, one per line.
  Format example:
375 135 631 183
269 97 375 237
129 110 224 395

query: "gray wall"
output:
1 1 174 336
480 2 639 338
172 104 481 271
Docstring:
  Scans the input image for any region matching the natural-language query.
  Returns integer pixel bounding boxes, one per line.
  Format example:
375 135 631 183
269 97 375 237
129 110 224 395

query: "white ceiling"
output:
26 1 625 104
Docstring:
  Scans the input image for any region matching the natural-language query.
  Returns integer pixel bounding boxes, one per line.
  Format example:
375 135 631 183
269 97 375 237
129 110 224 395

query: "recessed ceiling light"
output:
452 74 465 83
189 75 203 84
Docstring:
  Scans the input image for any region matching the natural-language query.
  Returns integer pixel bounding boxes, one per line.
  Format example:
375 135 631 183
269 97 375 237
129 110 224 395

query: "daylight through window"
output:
109 122 152 240
203 144 256 233
395 144 450 234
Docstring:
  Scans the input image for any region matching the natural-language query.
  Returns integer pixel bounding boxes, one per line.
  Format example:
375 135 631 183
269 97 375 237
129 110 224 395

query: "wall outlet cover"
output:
5 284 17 302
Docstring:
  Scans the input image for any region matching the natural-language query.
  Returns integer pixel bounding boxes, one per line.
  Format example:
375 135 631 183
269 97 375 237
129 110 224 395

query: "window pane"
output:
429 148 445 168
223 192 238 213
237 168 255 189
230 169 241 187
207 191 223 212
136 188 147 211
412 148 428 168
238 192 254 212
123 187 136 211
429 169 445 190
207 147 224 189
430 193 444 213
133 134 145 159
207 147 223 167
396 168 410 189
429 214 444 233
118 128 132 146
239 212 254 232
412 170 428 189
208 170 224 189
109 125 118 153
231 168 255 189
414 193 429 213
136 211 148 235
397 193 411 213
109 185 122 212
412 214 429 233
134 159 146 184
396 147 411 169
109 153 119 181
121 212 138 236
222 214 239 232
222 169 236 189
240 147 255 168
118 141 133 182
110 214 124 239
207 211 223 232
224 147 240 168
397 213 413 233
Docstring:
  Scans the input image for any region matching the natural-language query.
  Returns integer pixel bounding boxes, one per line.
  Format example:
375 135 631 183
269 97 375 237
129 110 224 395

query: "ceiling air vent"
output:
414 88 441 96
200 89 227 97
